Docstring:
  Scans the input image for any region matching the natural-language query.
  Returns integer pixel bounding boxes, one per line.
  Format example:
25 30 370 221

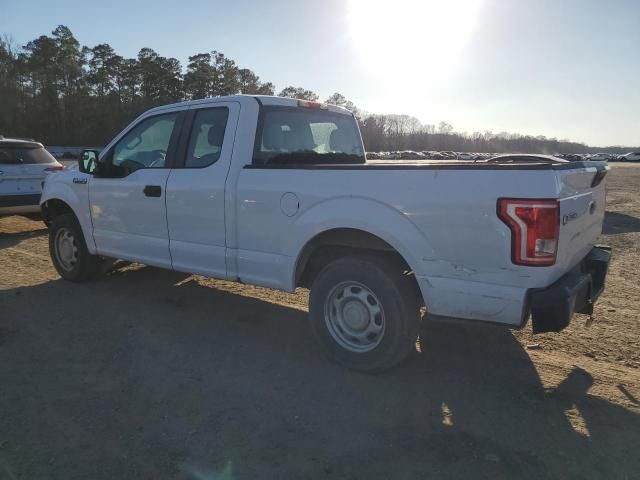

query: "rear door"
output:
165 101 240 278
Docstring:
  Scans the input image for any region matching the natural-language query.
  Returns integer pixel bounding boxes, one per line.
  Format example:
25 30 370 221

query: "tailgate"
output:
18 164 48 194
555 164 608 273
0 165 23 195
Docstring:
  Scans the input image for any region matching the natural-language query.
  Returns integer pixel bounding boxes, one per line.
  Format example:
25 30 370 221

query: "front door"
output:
89 111 182 268
165 102 240 278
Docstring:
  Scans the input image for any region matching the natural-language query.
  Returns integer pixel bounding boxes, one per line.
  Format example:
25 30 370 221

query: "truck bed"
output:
236 155 608 327
245 155 606 171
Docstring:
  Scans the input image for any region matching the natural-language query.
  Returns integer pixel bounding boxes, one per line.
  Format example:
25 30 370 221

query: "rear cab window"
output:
0 143 56 164
253 107 365 165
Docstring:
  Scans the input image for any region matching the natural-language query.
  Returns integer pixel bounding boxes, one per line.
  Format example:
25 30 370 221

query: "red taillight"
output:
45 165 65 172
497 198 560 266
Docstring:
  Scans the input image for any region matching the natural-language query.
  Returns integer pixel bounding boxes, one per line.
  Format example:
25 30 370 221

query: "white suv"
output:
0 137 64 217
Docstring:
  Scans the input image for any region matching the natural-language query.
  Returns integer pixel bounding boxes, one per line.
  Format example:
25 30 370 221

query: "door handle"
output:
144 185 162 197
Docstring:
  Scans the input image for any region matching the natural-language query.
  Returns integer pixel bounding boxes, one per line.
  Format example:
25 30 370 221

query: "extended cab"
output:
40 95 611 371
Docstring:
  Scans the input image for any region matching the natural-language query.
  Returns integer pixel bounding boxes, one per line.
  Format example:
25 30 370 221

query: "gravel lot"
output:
1 163 639 479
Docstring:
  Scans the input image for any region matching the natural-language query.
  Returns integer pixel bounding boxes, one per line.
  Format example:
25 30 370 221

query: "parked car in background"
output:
394 150 425 160
559 154 583 162
0 136 64 217
588 153 611 162
621 152 640 162
456 152 474 160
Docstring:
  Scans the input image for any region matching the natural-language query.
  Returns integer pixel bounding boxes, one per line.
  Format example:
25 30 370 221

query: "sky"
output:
1 0 639 147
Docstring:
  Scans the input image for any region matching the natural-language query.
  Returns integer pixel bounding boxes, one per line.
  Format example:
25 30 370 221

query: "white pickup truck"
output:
40 95 611 371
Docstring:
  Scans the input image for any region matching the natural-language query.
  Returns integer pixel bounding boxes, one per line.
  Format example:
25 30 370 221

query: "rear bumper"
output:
528 246 611 333
0 193 41 207
0 194 41 215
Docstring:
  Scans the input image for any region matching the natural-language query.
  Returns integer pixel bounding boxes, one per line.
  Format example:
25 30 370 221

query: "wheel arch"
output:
41 198 75 225
40 182 96 254
287 196 434 289
294 227 423 304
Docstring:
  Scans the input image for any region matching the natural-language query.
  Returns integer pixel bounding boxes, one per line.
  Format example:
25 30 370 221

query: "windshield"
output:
0 145 56 164
253 107 364 165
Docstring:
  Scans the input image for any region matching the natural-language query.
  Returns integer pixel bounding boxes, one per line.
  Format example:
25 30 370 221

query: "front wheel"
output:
49 213 101 282
309 255 421 372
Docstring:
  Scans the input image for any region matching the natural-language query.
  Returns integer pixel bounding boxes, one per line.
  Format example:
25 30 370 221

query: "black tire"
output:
309 255 421 372
48 213 101 282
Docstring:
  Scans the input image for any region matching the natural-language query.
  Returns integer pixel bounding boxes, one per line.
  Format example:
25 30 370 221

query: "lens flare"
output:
348 0 483 81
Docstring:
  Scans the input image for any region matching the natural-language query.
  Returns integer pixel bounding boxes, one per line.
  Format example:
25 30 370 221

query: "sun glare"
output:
348 0 482 81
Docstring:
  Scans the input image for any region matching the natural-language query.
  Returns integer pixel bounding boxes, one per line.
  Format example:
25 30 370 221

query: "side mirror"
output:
79 150 99 174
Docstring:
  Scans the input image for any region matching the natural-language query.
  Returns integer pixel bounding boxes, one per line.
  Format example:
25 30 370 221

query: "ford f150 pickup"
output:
40 95 611 371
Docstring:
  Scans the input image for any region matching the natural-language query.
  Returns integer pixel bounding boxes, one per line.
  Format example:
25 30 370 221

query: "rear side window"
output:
185 107 229 168
253 107 364 165
0 146 56 164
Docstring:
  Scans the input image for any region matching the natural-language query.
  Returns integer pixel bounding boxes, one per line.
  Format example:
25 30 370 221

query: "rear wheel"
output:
49 213 101 282
309 255 421 372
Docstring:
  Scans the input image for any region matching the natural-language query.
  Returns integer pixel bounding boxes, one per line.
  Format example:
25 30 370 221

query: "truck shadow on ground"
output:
603 211 640 234
1 265 639 479
0 224 47 249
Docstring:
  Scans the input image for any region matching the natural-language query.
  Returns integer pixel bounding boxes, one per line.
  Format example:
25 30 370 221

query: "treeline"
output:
358 115 631 154
0 26 634 153
0 26 281 146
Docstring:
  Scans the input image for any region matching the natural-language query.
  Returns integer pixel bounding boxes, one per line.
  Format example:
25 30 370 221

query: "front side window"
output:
113 113 177 172
253 107 364 165
185 108 229 168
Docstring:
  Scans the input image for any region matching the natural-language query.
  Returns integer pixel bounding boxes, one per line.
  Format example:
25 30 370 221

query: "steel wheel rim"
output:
54 227 78 271
324 281 385 353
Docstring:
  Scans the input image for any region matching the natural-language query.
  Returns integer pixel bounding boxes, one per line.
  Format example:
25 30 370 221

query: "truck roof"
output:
145 95 354 116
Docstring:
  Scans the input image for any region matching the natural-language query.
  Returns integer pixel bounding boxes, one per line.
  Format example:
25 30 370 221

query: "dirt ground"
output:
1 164 639 479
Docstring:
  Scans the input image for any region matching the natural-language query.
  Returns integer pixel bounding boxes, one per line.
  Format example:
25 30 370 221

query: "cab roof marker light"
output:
298 100 327 109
